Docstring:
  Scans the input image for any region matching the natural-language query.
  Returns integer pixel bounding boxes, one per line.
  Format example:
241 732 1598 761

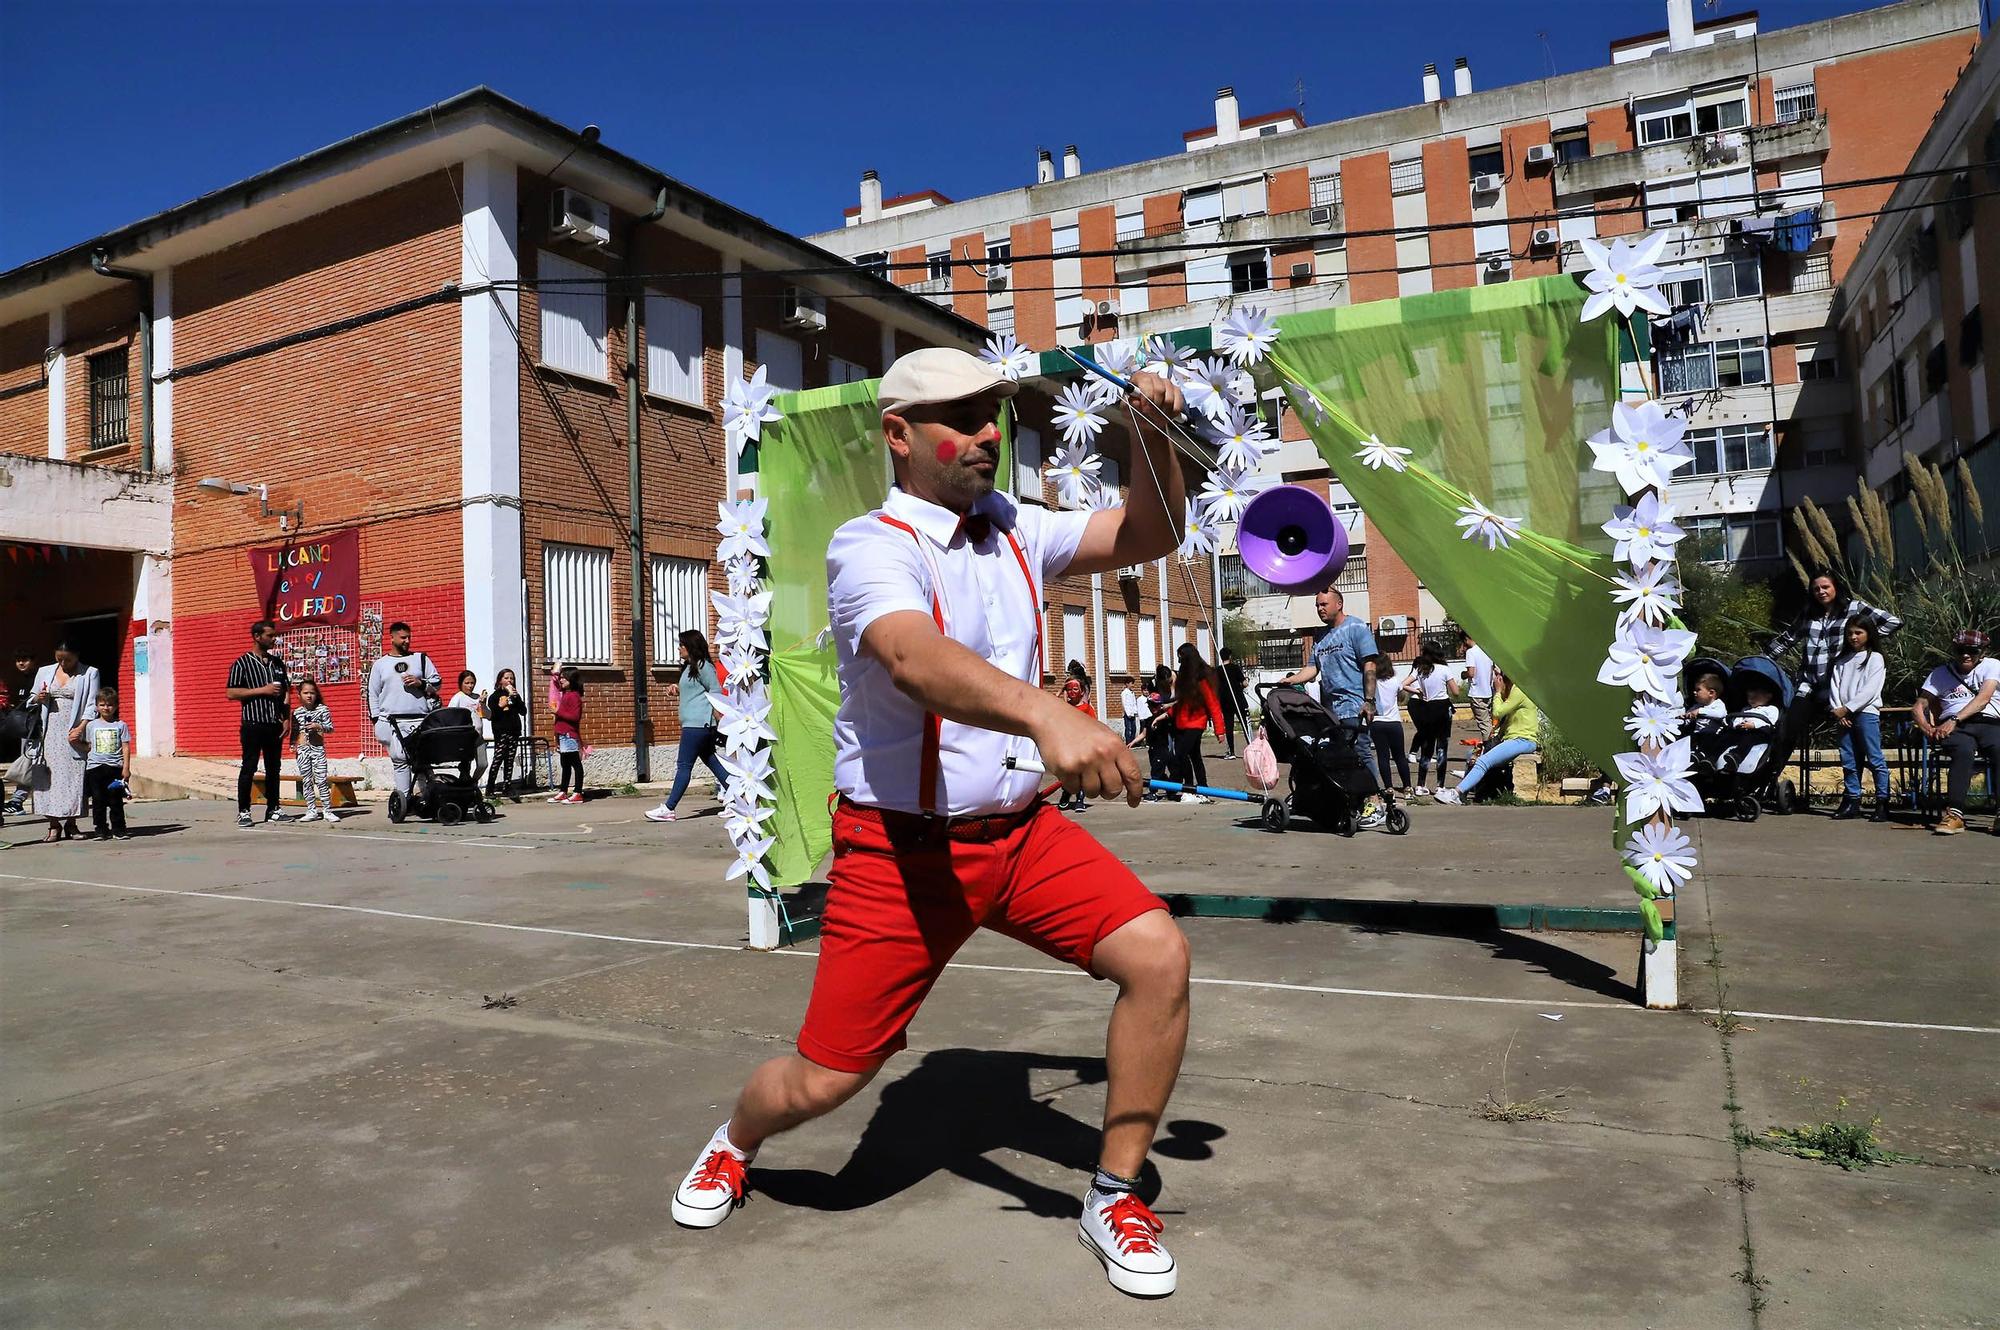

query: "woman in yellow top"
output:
1434 669 1538 805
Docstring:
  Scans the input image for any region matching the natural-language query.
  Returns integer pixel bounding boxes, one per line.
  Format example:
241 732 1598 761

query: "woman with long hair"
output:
647 630 733 823
1401 645 1457 796
1167 643 1225 803
1435 669 1539 804
547 664 586 804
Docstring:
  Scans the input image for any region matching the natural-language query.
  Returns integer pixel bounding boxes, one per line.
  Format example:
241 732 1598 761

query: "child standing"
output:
291 679 338 824
1828 616 1890 822
485 668 525 801
83 689 132 840
548 665 585 805
1056 677 1099 812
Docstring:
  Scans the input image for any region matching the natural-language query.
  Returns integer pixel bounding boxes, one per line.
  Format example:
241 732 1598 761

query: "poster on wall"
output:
248 528 360 628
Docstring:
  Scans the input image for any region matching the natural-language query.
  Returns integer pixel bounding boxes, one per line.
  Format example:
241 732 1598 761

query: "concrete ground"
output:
2 776 1994 1329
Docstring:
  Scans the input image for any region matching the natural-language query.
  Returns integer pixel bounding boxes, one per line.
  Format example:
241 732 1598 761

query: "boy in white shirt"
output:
1119 676 1148 745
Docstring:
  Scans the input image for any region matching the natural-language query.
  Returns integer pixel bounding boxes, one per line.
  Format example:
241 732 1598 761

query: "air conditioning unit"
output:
1482 257 1512 284
987 266 1010 292
1525 143 1556 167
781 287 828 332
1377 614 1413 636
1471 173 1505 196
1094 297 1120 318
549 188 611 247
1530 227 1558 250
1756 192 1778 211
1289 261 1313 281
1309 205 1336 226
1117 565 1143 582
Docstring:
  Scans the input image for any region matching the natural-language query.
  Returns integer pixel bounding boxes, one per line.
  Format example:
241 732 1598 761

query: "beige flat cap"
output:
878 347 1019 416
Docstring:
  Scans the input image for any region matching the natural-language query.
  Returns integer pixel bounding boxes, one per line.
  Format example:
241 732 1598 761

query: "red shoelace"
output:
1098 1194 1165 1254
689 1149 748 1199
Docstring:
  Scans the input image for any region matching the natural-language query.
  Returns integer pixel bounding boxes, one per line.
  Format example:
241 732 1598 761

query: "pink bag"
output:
1243 730 1279 791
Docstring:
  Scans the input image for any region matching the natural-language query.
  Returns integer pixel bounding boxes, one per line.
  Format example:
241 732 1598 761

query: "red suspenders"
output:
873 513 1040 814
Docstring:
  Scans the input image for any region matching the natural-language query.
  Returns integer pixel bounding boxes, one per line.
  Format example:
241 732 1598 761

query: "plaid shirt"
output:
1769 597 1901 694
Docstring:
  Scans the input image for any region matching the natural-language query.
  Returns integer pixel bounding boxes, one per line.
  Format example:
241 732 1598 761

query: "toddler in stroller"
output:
383 707 496 826
1253 684 1409 835
1683 655 1800 821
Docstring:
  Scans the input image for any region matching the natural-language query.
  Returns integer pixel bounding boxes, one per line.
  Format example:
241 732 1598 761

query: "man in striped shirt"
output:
225 620 294 828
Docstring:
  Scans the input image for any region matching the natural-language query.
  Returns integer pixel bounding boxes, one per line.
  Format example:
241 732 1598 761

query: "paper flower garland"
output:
1216 306 1280 365
1211 406 1273 472
1624 699 1684 745
722 366 783 445
1577 232 1673 323
1087 339 1138 406
1615 739 1702 822
1140 335 1197 381
1612 561 1683 627
1602 492 1685 568
1454 498 1523 551
1178 498 1218 558
715 498 770 564
1588 400 1695 495
1182 356 1239 422
1624 820 1696 894
725 833 776 890
1045 442 1104 509
1598 622 1698 698
707 484 780 899
980 332 1037 381
1051 382 1107 446
1354 433 1412 473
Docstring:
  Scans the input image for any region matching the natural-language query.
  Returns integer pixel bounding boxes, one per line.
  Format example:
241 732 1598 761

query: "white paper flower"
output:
715 687 776 752
1086 339 1139 406
722 365 783 444
1045 442 1104 508
1178 499 1218 558
1588 399 1695 496
1602 491 1686 569
1194 466 1270 524
715 497 770 563
1087 481 1122 511
722 746 777 803
1354 433 1413 473
1290 381 1328 426
723 799 774 842
1578 231 1673 323
724 554 762 597
1613 561 1683 627
979 332 1037 381
724 832 776 890
1454 497 1524 551
1597 622 1699 698
1211 406 1273 472
711 589 773 653
1140 335 1197 381
1615 738 1703 821
1624 820 1696 894
719 641 762 682
1216 305 1279 365
1182 356 1238 422
1624 699 1684 746
1051 381 1107 446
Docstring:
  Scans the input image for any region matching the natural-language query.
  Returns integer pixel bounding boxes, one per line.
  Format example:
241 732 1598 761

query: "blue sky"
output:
0 0 1906 271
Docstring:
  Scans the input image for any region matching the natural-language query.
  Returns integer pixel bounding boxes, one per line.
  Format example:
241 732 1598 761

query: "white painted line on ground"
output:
0 874 739 952
1698 1009 2000 1036
266 830 535 851
7 872 1998 1034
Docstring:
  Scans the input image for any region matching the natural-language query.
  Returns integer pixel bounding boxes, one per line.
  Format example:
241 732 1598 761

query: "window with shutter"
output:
650 555 710 662
538 250 609 378
544 543 612 664
645 294 704 404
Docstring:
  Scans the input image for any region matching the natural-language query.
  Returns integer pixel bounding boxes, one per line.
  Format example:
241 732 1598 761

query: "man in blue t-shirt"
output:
1279 586 1385 819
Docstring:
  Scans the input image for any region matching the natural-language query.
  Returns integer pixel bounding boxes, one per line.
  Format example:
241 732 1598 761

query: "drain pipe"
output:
624 185 670 783
91 251 154 472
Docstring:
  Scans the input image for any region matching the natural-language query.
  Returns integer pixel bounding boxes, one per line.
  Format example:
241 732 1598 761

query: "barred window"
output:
1389 158 1425 195
88 349 128 451
544 542 612 665
1774 84 1816 124
651 555 709 664
1309 174 1340 208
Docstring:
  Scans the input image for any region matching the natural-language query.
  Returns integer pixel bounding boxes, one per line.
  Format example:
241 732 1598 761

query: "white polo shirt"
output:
828 486 1092 817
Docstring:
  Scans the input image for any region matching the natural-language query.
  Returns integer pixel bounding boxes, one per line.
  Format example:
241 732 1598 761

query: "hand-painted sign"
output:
248 528 360 627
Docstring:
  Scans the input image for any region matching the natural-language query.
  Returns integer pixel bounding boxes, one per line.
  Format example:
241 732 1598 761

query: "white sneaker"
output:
1411 786 1428 798
1434 788 1463 804
1078 1189 1176 1297
547 793 567 804
1178 792 1201 805
1357 807 1387 829
644 804 677 822
324 811 343 826
672 1124 754 1229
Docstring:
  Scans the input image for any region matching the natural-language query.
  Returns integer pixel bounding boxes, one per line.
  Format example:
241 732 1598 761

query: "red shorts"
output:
795 799 1167 1074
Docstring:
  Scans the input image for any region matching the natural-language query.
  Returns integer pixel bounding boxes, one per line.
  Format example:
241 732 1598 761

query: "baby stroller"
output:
1683 654 1800 822
1254 684 1410 835
384 708 495 826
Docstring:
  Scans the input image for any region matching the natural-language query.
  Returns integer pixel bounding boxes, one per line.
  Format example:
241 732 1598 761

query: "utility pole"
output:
624 186 670 782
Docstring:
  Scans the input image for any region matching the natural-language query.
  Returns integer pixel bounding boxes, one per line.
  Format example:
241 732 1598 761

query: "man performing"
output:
366 621 440 798
672 347 1194 1298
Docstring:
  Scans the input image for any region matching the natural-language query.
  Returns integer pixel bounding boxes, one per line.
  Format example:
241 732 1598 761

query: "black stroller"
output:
1254 684 1410 835
384 708 495 826
1683 654 1800 822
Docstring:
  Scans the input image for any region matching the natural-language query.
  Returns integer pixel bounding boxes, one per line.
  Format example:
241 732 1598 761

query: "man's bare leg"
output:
726 1055 880 1152
1088 910 1192 1178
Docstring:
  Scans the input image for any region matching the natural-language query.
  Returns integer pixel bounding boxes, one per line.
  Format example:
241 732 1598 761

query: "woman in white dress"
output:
28 642 99 843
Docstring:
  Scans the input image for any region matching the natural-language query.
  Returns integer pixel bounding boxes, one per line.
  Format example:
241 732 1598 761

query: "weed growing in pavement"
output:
1475 1031 1572 1124
1747 1099 1916 1171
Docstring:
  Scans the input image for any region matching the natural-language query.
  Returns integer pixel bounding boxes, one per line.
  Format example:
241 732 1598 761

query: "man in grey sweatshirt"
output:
366 621 440 797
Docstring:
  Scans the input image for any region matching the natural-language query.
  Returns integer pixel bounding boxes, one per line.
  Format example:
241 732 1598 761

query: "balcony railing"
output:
1554 113 1829 196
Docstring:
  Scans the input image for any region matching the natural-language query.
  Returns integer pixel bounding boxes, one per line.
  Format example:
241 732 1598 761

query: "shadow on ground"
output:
751 1048 1225 1217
